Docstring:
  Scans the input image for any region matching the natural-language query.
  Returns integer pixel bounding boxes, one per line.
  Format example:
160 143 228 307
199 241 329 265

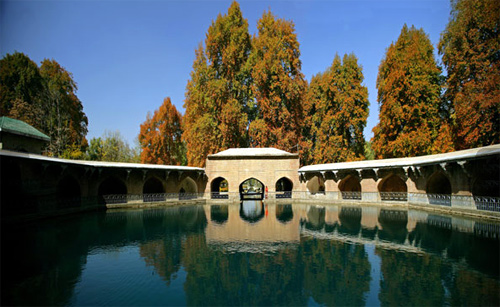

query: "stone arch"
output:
426 171 452 206
339 175 361 200
472 174 500 198
276 177 293 198
306 175 325 194
239 178 264 200
98 176 127 204
179 176 197 199
211 177 229 199
57 175 81 208
143 176 165 202
426 171 452 195
378 173 407 201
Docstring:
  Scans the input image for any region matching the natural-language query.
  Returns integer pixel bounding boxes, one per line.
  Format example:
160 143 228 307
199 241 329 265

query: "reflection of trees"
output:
1 213 102 306
182 235 306 305
301 237 370 306
377 246 500 306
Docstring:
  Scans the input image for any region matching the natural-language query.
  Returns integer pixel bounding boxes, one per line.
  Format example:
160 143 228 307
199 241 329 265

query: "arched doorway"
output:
378 174 407 201
239 178 264 200
306 175 325 194
426 172 452 206
179 176 197 200
276 177 293 199
143 177 165 202
57 175 81 208
339 175 361 200
211 177 229 199
98 177 127 204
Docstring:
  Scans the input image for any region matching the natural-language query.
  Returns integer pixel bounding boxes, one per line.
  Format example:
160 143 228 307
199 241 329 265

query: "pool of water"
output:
2 202 499 306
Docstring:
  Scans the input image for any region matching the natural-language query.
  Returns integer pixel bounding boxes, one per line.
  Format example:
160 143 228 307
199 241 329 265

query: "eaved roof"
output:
0 117 50 142
208 148 298 159
299 144 500 173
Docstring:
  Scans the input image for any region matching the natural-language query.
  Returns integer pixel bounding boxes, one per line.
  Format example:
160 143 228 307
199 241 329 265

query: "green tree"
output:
139 97 185 165
372 24 453 159
249 10 307 152
86 131 138 163
305 53 369 164
438 0 500 149
0 52 44 116
182 1 252 167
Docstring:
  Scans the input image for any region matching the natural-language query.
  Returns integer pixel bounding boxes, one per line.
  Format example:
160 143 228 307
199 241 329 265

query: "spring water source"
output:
2 202 499 306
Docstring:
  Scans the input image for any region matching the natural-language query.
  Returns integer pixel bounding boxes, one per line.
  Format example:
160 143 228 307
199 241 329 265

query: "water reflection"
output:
239 200 265 223
1 203 499 306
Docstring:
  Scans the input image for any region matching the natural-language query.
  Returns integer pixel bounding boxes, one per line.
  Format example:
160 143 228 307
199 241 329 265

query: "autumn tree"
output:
249 10 307 152
438 0 500 149
182 1 252 167
139 97 185 165
39 59 88 156
372 24 453 159
0 52 88 156
305 53 369 164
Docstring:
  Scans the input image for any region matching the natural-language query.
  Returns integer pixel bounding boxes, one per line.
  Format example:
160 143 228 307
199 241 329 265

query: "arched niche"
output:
339 175 361 200
239 178 264 200
378 173 407 201
276 177 293 198
426 171 452 206
306 175 325 194
211 177 229 199
179 176 197 200
143 177 165 202
98 176 127 204
57 175 81 208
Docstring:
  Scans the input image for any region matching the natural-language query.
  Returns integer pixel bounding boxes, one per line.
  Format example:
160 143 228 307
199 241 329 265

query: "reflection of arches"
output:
307 175 325 194
211 177 229 199
276 177 293 198
143 177 165 202
378 174 407 201
179 177 197 200
338 207 362 235
57 175 81 208
210 205 229 224
239 178 264 200
426 172 452 206
98 177 127 204
339 175 361 200
305 205 325 230
239 200 264 223
276 204 293 224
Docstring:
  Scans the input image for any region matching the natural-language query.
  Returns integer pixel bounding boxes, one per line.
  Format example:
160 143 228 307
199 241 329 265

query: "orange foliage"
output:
439 0 500 149
139 97 184 165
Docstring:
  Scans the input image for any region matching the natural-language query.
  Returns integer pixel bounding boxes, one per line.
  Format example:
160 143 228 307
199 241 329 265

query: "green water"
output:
1 202 499 306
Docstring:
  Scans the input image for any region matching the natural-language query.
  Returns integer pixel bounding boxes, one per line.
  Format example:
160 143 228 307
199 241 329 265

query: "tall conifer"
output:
248 10 307 151
439 0 500 149
306 54 369 164
182 1 252 167
372 25 452 158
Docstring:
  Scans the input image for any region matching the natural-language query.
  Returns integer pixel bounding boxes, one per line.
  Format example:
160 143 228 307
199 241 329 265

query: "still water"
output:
2 202 499 306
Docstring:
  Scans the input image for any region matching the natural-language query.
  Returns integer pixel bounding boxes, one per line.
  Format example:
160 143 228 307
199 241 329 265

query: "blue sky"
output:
1 0 451 147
